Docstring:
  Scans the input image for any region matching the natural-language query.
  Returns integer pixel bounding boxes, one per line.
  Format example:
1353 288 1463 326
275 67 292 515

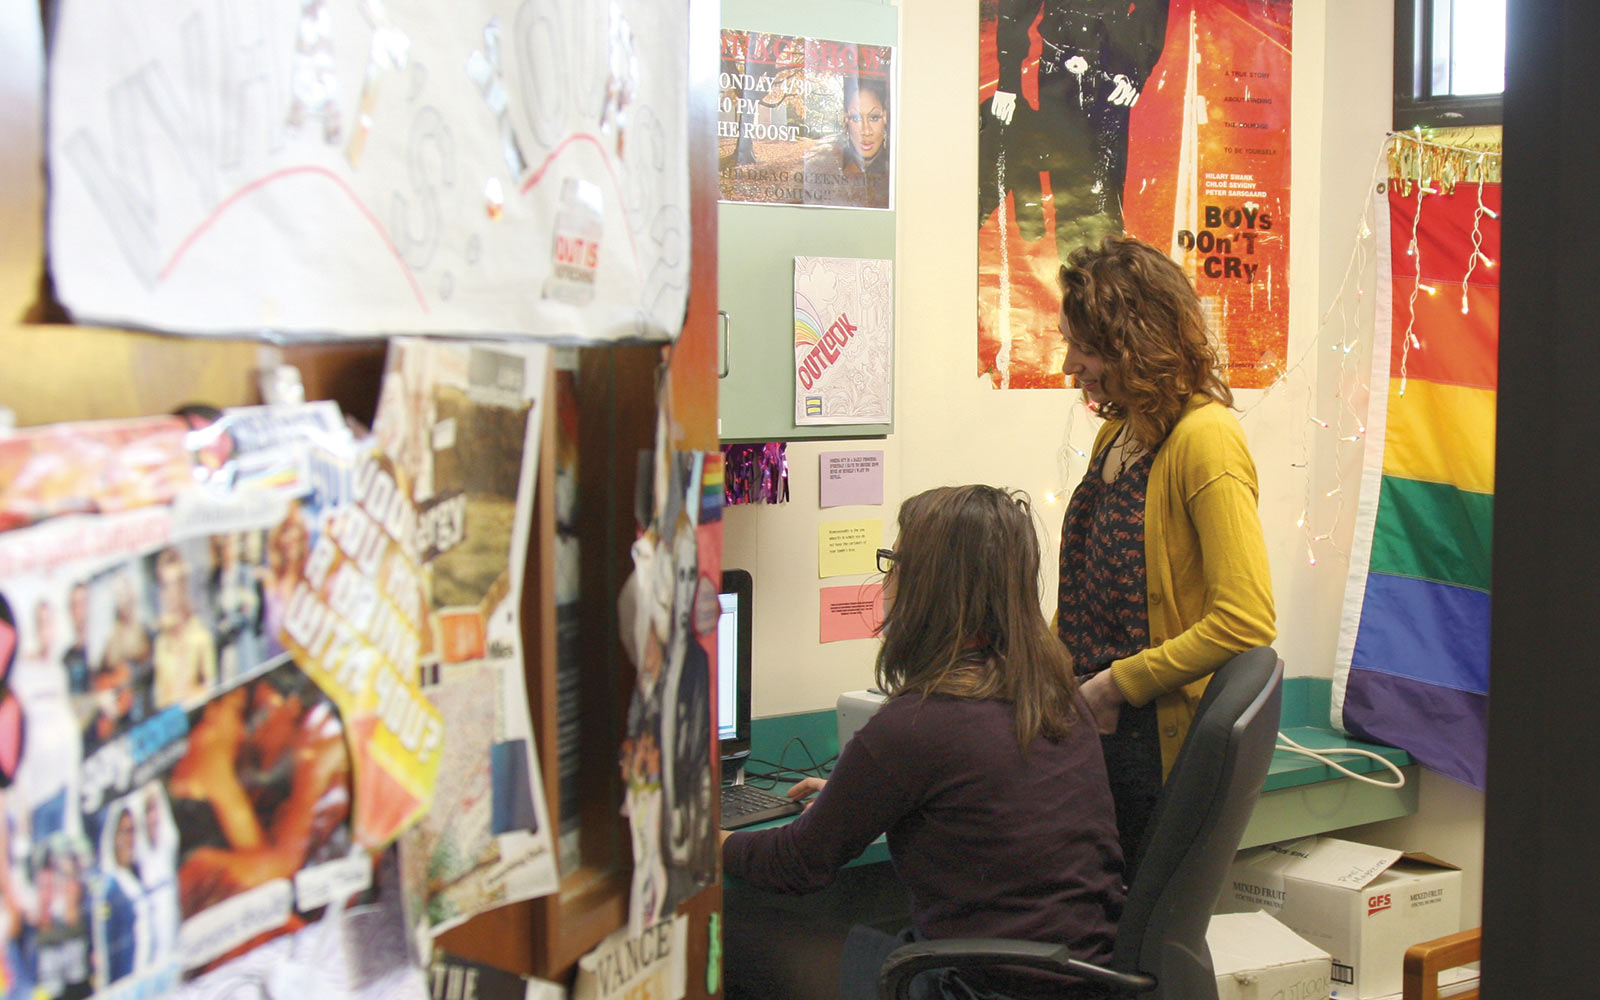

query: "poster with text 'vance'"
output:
45 0 689 342
794 256 892 426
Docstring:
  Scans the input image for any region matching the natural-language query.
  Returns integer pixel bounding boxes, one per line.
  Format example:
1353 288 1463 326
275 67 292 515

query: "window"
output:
1394 0 1507 129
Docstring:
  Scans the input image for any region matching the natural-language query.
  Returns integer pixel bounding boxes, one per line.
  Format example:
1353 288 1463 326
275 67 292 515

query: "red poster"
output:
978 0 1292 389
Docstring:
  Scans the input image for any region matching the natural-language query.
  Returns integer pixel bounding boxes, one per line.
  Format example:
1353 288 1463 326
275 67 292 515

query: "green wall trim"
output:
752 677 1413 795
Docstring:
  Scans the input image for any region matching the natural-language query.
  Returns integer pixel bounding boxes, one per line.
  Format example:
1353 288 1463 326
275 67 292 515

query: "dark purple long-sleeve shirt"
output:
723 693 1124 986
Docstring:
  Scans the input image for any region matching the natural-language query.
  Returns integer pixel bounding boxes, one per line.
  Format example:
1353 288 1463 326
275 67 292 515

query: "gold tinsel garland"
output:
1388 126 1503 195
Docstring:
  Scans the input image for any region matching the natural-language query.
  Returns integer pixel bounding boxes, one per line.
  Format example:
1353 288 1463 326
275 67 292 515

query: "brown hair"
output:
874 485 1081 750
1058 235 1234 449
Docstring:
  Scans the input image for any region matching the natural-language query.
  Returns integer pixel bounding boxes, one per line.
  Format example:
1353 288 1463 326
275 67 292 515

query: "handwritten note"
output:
819 450 884 508
821 584 885 642
818 519 882 578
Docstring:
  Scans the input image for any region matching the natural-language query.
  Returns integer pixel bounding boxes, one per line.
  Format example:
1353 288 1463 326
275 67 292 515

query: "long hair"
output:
1058 235 1234 449
874 485 1081 750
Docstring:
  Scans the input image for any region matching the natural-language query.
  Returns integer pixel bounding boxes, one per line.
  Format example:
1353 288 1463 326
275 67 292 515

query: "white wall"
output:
728 0 1335 716
722 0 1485 926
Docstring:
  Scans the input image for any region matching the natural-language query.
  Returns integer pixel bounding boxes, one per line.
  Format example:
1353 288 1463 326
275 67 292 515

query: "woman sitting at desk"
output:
722 485 1124 1000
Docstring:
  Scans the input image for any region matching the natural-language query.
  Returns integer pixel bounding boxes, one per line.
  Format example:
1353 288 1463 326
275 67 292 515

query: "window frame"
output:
1394 0 1504 130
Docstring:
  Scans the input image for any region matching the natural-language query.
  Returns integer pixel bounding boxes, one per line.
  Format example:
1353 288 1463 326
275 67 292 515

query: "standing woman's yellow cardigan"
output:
1091 395 1277 777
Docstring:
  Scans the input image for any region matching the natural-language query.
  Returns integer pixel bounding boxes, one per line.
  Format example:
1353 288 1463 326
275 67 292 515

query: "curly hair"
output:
874 485 1082 751
1058 235 1234 448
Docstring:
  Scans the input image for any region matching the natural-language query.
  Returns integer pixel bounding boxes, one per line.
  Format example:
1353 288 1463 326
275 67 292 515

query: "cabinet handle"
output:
717 310 730 379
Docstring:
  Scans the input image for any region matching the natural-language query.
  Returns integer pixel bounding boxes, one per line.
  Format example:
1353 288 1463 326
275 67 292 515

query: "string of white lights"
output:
1248 134 1391 565
1292 132 1500 566
1459 153 1495 314
1043 131 1499 578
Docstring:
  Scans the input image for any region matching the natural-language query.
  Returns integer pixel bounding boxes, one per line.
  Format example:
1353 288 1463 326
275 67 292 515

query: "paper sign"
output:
795 256 894 426
821 584 884 642
819 450 884 507
818 519 881 578
718 32 895 210
573 914 687 1000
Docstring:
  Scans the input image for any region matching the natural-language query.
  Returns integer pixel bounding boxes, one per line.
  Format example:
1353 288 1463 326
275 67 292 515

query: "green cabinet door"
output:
717 0 898 443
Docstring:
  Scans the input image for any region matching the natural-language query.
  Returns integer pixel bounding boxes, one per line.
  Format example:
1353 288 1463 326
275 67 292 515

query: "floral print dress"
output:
1058 426 1163 882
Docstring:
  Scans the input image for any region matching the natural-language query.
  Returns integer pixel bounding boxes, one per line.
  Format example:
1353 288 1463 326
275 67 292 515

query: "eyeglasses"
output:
876 548 897 573
846 112 887 127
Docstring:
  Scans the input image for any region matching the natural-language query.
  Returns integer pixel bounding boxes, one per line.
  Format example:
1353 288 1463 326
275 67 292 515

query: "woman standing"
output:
723 485 1123 1000
1056 235 1276 881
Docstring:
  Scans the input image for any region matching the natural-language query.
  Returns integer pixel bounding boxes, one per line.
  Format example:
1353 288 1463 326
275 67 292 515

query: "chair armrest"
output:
1403 927 1481 1000
877 939 1157 1000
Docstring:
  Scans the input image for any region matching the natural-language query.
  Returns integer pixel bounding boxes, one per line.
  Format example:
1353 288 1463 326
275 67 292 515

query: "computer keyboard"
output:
719 782 804 830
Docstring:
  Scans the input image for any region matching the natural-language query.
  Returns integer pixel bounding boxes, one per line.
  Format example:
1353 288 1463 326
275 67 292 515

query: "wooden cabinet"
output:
2 0 725 988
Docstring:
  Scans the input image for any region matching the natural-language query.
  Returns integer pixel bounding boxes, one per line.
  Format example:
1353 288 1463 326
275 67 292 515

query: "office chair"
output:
878 646 1284 1000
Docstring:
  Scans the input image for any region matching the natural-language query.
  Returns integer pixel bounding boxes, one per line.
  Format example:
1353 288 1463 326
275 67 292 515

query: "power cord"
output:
1275 731 1408 788
739 736 836 789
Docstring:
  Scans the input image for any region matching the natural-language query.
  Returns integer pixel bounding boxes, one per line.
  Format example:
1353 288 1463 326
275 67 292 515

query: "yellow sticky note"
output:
818 519 882 578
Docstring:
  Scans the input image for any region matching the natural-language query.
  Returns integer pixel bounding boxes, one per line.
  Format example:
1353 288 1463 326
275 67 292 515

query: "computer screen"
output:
716 569 753 764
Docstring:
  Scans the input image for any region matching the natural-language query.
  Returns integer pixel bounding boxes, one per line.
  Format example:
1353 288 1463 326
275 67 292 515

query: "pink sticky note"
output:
820 583 884 643
819 451 884 508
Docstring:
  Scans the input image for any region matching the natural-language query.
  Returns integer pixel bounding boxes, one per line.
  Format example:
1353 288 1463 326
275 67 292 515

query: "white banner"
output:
46 0 690 342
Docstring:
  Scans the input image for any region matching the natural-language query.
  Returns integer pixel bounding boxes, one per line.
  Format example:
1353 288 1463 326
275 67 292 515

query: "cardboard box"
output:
1210 910 1332 1000
1215 837 1462 1000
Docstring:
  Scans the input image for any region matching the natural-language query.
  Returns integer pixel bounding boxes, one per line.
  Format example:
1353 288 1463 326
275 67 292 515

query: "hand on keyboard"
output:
786 777 827 807
719 782 805 830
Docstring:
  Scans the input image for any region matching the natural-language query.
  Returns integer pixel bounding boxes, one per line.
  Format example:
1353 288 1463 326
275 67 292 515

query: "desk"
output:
724 679 1413 998
741 677 1415 860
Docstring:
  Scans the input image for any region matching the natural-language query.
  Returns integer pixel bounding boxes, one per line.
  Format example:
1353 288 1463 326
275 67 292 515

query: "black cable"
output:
740 736 839 787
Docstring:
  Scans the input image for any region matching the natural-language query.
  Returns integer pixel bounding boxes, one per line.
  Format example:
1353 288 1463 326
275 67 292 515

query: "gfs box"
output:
1215 837 1462 1000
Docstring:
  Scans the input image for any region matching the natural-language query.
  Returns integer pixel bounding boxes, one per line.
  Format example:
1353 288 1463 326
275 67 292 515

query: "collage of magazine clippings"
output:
0 342 559 1000
617 378 721 934
380 339 559 933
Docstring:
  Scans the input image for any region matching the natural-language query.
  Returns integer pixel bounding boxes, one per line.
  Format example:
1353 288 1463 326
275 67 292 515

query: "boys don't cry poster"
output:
978 0 1291 389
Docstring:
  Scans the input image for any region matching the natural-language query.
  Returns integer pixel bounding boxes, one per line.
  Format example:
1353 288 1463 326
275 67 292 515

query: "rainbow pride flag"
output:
1332 179 1500 790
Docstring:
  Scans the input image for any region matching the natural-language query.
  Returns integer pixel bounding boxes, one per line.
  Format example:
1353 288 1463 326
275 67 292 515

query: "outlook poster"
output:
978 0 1292 389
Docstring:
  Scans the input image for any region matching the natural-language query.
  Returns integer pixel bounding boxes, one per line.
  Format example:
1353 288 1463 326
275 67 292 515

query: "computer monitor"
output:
716 568 754 768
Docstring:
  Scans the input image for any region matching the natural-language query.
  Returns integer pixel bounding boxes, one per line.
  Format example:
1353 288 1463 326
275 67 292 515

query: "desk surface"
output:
736 677 1416 860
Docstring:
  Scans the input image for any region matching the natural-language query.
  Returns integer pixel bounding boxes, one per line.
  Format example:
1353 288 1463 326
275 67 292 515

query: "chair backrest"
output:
1111 646 1283 999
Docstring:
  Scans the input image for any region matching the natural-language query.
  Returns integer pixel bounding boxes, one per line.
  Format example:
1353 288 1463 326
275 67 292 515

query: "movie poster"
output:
978 0 1291 389
719 30 894 210
793 256 893 426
